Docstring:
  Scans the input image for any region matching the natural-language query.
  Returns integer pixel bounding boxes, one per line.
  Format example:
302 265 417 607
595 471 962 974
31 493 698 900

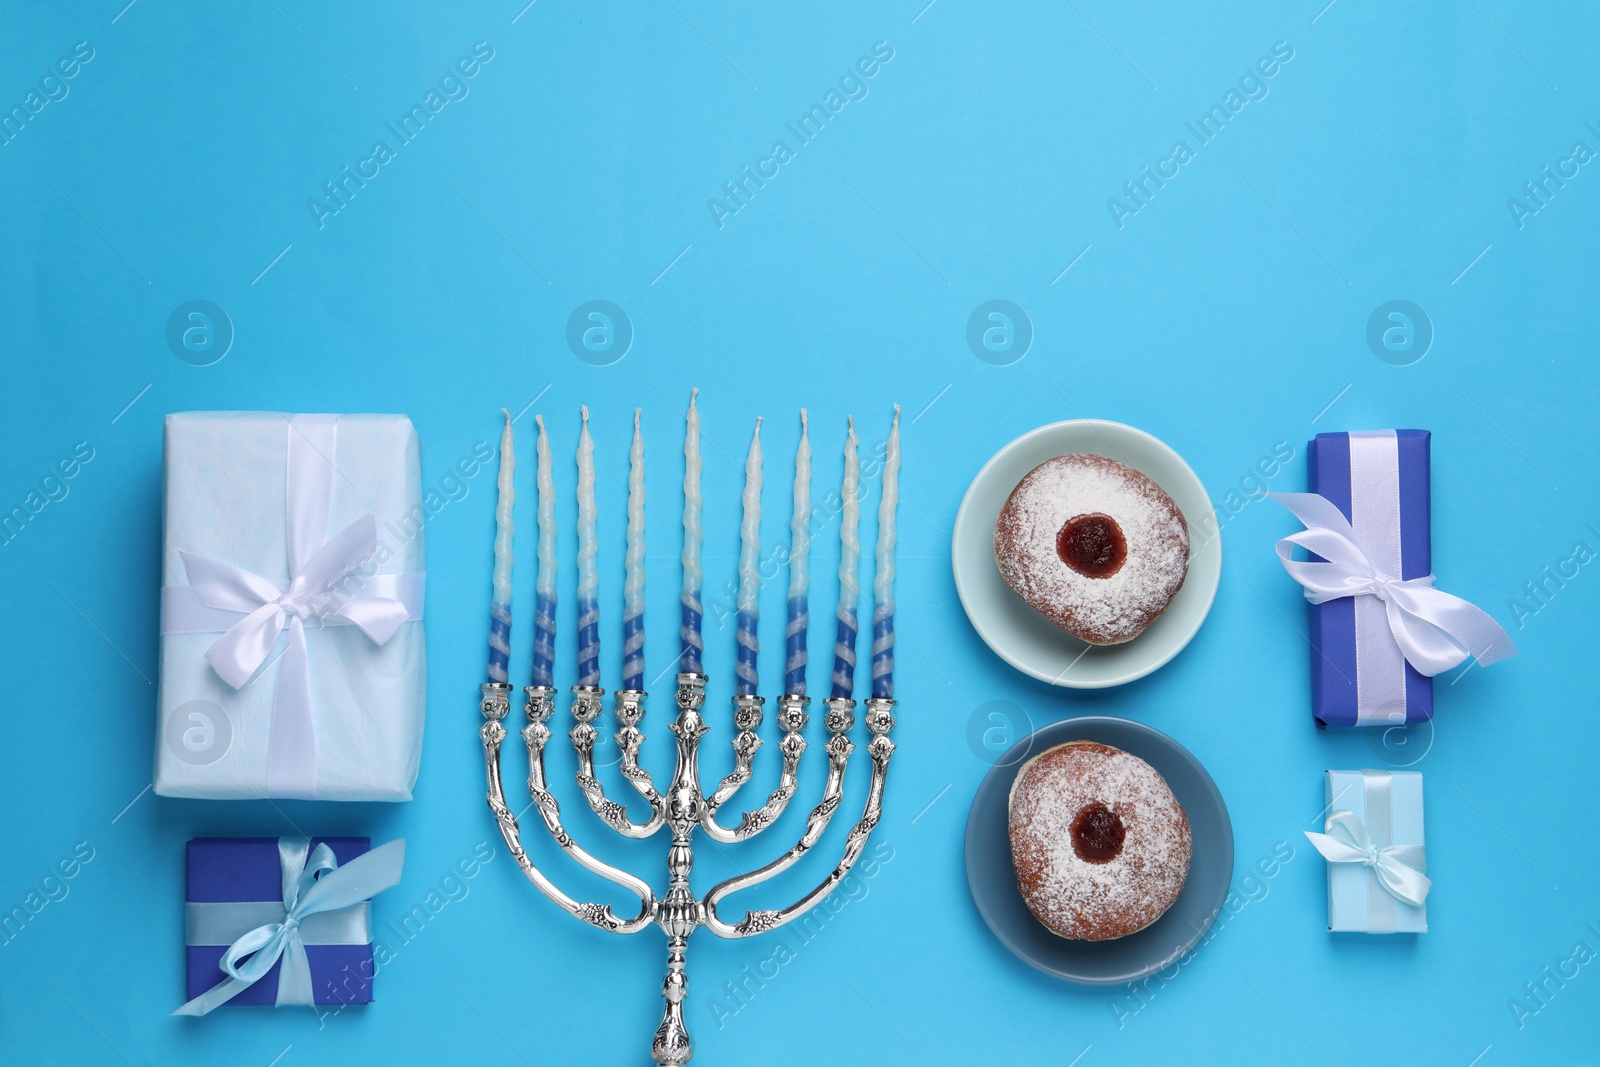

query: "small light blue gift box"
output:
1312 770 1428 934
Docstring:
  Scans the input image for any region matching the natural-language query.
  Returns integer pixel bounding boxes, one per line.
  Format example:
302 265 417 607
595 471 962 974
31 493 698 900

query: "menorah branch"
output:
699 694 809 843
479 682 655 934
701 697 894 939
571 686 668 838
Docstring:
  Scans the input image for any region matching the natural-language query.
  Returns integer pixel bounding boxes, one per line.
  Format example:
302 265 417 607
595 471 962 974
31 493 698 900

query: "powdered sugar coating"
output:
994 453 1189 644
1008 741 1191 941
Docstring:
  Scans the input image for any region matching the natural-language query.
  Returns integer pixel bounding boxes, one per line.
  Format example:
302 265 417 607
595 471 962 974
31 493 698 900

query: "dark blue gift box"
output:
185 837 376 1008
1305 430 1433 728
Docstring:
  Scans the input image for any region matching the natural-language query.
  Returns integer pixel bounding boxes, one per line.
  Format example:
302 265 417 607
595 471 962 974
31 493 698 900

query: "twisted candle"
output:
531 414 558 688
735 418 763 696
680 389 704 675
487 409 514 684
830 418 860 699
622 408 646 692
871 406 900 699
784 410 811 695
576 406 601 688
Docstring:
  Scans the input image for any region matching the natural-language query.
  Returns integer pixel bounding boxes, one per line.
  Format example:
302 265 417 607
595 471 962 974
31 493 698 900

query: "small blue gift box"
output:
1314 770 1428 934
185 837 376 1008
1306 430 1432 727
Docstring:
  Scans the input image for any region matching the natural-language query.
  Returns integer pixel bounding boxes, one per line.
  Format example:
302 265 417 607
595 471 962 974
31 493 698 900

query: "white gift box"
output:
156 412 426 801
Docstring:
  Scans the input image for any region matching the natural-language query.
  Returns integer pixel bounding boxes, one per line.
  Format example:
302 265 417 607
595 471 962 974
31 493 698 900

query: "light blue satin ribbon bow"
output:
1305 810 1430 907
174 837 405 1017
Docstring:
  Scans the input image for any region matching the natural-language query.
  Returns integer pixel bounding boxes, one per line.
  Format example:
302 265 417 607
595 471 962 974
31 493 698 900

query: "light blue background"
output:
2 2 1597 1064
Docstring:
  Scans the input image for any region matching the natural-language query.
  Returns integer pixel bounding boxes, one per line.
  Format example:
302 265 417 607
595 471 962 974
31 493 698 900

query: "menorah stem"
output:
653 672 711 1065
653 822 698 1066
653 934 693 1066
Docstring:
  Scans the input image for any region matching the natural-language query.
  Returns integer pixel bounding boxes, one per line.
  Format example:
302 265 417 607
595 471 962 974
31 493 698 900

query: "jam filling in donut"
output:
1069 802 1126 864
1056 513 1127 579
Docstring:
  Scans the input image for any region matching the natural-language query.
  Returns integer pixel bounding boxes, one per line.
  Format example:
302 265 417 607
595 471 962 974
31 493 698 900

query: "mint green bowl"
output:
952 419 1221 688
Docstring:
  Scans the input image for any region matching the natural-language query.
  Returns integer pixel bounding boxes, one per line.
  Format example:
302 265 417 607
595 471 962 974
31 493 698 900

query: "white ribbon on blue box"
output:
1309 770 1428 934
156 412 426 800
1270 430 1515 727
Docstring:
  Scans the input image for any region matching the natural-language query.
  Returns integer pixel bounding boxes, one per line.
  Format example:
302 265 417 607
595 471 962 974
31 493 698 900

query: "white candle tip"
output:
800 408 808 430
634 407 641 429
535 413 545 431
581 405 590 423
690 387 699 406
502 408 511 424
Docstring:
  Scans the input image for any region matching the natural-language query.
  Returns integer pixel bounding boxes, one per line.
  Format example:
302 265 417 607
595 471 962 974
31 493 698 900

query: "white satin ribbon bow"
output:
173 838 405 1017
181 513 411 690
1305 810 1430 907
1268 492 1515 676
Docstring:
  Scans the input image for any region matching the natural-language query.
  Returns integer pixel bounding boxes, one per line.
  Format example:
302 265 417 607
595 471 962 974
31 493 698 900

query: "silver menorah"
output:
477 670 896 1064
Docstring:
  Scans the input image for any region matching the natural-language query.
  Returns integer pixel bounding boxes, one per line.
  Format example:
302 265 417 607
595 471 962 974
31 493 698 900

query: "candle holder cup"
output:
478 670 896 1065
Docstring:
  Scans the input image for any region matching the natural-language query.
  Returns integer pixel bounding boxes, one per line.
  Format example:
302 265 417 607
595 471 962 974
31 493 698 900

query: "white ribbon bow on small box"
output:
1305 809 1430 908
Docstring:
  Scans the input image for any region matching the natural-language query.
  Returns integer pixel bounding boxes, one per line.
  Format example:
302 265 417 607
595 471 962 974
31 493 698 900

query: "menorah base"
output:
479 674 897 1065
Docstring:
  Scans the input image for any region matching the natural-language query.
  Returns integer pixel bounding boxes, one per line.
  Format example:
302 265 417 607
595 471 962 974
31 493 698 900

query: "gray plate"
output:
964 716 1234 985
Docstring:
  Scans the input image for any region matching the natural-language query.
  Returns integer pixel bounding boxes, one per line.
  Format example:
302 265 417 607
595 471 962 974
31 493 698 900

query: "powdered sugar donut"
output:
1008 741 1191 941
993 453 1189 644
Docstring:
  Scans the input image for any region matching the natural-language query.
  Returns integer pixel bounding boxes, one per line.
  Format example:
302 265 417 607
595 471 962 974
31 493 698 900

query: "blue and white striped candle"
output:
679 390 704 676
575 407 601 689
871 407 900 700
622 409 646 692
487 409 514 684
735 418 763 696
784 410 811 696
531 414 557 688
830 418 860 699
